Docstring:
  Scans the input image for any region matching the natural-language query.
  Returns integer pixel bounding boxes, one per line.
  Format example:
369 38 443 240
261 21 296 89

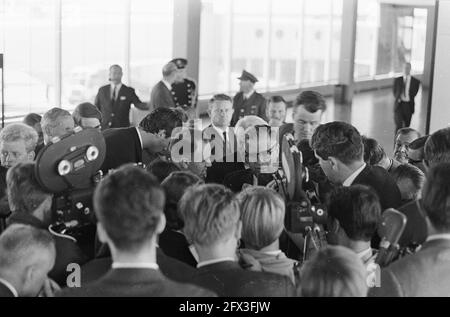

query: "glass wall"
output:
354 0 427 79
0 0 56 118
199 0 343 96
0 0 173 118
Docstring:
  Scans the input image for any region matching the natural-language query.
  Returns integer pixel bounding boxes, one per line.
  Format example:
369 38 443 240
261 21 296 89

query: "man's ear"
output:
328 156 340 171
28 151 35 162
156 213 166 235
97 222 108 244
157 129 167 139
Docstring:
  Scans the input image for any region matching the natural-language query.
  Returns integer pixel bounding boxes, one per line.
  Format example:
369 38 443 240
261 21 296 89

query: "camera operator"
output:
0 224 58 297
41 108 75 145
101 107 184 173
72 102 103 130
311 121 402 211
5 162 87 286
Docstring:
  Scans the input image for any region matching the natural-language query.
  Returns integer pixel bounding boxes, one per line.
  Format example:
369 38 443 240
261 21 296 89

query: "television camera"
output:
34 126 106 254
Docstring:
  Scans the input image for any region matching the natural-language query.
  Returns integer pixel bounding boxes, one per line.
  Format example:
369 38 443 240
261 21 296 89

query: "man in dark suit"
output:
150 62 178 110
100 108 184 173
170 58 197 119
398 127 450 248
371 163 450 297
0 224 57 297
179 184 295 297
311 121 402 210
95 64 148 130
393 62 420 132
230 70 267 126
58 165 214 297
5 162 88 286
203 94 244 185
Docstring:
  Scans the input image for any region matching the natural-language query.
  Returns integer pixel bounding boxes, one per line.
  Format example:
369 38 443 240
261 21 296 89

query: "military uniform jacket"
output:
95 84 143 129
171 78 197 109
231 91 268 126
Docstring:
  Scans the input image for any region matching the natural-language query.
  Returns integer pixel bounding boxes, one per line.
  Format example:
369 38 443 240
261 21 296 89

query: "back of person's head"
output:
94 165 165 252
179 184 240 247
0 224 55 297
72 102 102 127
391 163 425 202
0 122 38 153
139 107 185 138
146 158 181 183
23 113 42 128
328 185 381 242
300 245 368 297
293 90 327 113
161 171 203 231
6 162 52 215
362 136 385 165
237 186 285 250
162 62 178 79
41 108 74 143
421 163 450 233
424 128 450 168
311 121 363 165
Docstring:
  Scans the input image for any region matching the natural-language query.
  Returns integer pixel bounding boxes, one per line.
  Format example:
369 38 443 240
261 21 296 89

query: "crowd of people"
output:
0 59 447 298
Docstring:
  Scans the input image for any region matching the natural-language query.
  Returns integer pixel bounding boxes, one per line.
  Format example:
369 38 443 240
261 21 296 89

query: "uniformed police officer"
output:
170 58 198 119
230 70 268 127
95 65 149 130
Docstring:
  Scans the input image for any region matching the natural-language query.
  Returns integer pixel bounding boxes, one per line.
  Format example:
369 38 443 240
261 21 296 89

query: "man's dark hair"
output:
421 163 450 232
395 127 421 141
424 128 450 167
211 94 232 103
391 163 425 201
94 165 165 251
328 185 381 242
6 162 51 214
146 159 181 183
269 95 287 105
294 90 326 113
362 136 385 165
311 121 363 165
72 102 102 125
139 108 184 137
161 171 203 231
23 113 42 127
409 135 429 150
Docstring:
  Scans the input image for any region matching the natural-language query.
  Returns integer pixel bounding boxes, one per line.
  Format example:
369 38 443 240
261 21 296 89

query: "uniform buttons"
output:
111 113 115 117
171 91 175 95
174 97 177 100
108 122 112 126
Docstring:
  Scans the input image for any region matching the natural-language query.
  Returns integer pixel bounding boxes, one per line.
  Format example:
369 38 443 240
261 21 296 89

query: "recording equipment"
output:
376 208 407 267
275 133 327 261
34 126 106 247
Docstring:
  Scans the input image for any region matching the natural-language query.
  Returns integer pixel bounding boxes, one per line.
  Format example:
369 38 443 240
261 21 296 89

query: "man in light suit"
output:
393 62 420 132
58 165 214 297
371 163 450 297
95 65 148 130
150 62 178 110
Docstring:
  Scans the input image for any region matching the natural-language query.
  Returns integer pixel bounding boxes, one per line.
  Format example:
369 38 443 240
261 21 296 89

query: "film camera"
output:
34 126 106 252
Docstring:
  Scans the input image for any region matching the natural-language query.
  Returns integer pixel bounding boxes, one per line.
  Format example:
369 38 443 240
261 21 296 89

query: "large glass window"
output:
199 0 342 96
0 0 56 119
354 1 427 80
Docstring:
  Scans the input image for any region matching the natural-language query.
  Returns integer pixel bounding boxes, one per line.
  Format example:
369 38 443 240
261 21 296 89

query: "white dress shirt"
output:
243 90 255 100
112 262 159 270
197 257 236 269
110 83 122 100
135 127 143 150
0 278 18 297
162 79 172 91
426 234 450 243
401 75 411 102
342 163 367 187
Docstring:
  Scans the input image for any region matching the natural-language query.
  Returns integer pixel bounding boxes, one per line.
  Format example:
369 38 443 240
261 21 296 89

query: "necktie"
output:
112 86 117 101
223 131 228 156
403 77 407 97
